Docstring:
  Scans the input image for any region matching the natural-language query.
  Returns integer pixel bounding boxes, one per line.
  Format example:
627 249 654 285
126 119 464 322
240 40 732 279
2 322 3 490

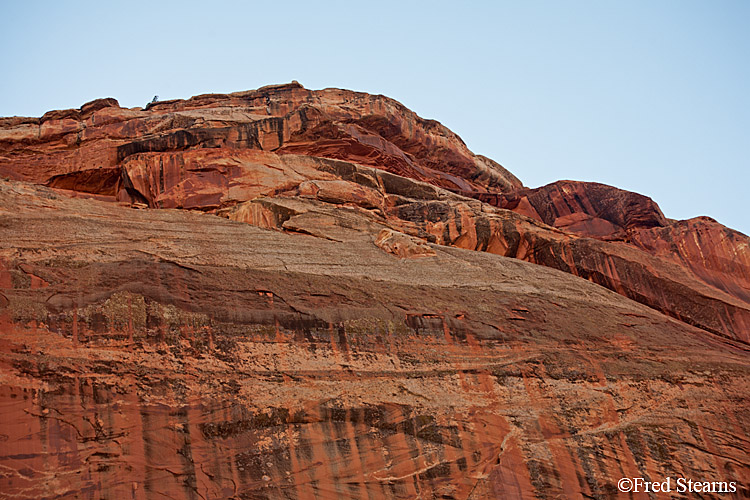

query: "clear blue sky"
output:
2 1 748 235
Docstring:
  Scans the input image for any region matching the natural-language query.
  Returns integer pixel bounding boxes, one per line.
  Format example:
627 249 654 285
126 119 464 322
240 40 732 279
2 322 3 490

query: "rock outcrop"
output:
0 83 748 499
0 82 521 197
470 180 750 311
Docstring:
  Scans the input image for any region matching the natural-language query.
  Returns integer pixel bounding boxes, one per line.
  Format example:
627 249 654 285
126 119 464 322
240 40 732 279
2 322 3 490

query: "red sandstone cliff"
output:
0 83 748 499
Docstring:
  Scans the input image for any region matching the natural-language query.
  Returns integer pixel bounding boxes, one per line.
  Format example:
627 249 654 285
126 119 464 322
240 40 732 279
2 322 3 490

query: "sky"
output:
2 0 748 235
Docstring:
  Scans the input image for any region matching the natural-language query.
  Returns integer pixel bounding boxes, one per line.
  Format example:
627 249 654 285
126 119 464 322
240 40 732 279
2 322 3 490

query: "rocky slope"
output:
0 83 748 499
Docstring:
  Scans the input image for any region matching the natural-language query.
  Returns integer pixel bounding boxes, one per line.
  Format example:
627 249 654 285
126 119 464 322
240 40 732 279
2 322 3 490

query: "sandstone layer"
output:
0 83 748 499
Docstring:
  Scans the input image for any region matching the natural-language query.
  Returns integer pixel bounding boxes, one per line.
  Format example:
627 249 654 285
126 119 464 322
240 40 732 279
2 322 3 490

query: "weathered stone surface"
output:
0 180 748 499
5 83 745 341
491 181 668 236
377 195 750 343
0 82 521 195
468 180 750 317
1 83 749 499
146 150 747 343
375 229 437 259
629 216 750 304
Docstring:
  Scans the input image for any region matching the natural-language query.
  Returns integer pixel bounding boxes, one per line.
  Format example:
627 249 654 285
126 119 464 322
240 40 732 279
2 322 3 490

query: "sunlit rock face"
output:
0 83 748 499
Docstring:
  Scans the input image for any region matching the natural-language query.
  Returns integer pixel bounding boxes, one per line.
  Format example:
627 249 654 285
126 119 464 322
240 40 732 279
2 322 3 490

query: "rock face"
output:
0 83 748 499
1 83 747 343
0 83 521 197
471 180 668 239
